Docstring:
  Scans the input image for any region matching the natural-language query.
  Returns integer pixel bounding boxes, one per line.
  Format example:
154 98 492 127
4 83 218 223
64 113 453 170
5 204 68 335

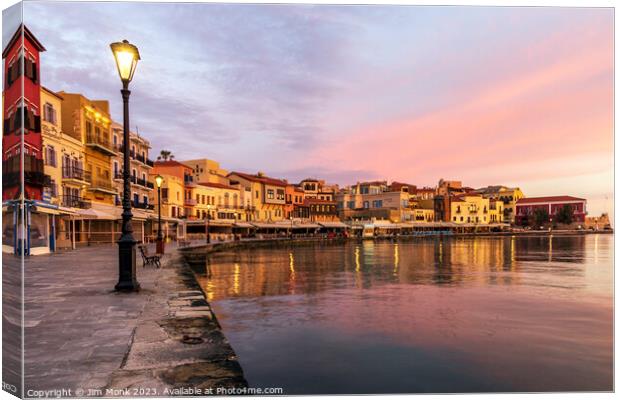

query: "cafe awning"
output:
318 221 348 228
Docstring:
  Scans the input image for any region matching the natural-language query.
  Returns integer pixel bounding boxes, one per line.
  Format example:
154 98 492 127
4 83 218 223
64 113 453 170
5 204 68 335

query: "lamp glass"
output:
110 40 140 83
155 175 163 188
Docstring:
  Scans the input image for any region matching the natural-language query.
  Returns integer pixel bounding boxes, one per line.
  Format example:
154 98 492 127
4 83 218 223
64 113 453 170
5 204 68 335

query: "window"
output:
86 120 92 135
267 189 275 199
143 195 148 205
45 146 57 167
276 189 285 200
372 200 383 208
347 201 355 209
43 103 56 125
363 201 369 209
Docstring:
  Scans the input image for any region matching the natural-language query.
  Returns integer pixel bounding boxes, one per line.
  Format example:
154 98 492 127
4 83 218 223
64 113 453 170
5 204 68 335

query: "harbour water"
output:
189 235 613 394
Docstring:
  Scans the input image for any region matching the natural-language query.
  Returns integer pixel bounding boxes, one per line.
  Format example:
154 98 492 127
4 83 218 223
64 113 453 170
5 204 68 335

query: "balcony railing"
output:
146 181 154 189
89 179 115 192
85 133 115 154
62 166 91 182
61 195 91 209
131 200 154 210
145 159 154 167
3 155 50 188
184 198 197 206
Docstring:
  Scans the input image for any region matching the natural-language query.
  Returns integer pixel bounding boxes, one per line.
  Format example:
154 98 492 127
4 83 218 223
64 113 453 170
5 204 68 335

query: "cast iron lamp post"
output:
111 39 141 292
155 174 164 254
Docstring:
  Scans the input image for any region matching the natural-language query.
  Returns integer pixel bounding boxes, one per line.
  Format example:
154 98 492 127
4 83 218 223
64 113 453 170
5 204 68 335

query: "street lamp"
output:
111 39 141 292
155 174 164 254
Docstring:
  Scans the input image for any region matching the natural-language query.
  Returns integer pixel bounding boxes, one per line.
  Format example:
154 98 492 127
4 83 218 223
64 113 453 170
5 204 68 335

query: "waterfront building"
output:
585 213 611 230
183 158 230 185
110 122 154 211
41 87 90 210
515 196 587 226
411 199 435 222
192 181 244 221
285 184 305 219
57 92 116 206
437 179 462 196
473 185 524 223
412 186 435 200
299 178 337 201
227 172 287 222
336 181 411 222
301 198 339 222
2 25 55 255
449 194 502 225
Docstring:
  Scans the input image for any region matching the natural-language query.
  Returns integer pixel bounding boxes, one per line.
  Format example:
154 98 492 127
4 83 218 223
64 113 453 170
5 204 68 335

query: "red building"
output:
3 24 47 201
515 196 587 226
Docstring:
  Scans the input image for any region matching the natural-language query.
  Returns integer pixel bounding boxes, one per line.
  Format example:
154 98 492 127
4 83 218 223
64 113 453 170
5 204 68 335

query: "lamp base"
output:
115 237 140 292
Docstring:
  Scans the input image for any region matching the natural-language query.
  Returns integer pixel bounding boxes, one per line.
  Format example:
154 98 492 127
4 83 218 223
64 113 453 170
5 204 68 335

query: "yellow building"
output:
227 172 287 222
58 92 116 205
191 182 244 222
450 194 503 225
40 87 90 209
473 186 524 223
111 122 154 210
183 158 230 185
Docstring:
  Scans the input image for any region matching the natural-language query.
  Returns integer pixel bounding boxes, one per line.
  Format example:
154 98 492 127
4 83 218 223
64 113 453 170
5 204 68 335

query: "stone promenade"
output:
7 243 246 397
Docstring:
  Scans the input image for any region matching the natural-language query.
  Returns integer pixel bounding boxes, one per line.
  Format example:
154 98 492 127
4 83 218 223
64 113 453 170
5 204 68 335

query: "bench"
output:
138 245 161 268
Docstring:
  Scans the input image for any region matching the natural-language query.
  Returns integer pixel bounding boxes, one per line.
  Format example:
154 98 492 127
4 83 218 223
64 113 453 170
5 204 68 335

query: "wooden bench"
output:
138 245 161 268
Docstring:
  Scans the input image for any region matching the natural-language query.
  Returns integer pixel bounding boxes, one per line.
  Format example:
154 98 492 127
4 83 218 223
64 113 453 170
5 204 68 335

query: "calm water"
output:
189 235 613 394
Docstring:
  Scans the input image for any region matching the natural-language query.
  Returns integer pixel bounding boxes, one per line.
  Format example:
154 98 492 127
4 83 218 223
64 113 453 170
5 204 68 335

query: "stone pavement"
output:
18 243 246 397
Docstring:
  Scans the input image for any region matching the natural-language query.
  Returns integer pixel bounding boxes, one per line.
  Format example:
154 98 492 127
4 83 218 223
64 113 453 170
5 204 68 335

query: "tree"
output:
157 150 174 161
530 208 549 228
555 204 574 225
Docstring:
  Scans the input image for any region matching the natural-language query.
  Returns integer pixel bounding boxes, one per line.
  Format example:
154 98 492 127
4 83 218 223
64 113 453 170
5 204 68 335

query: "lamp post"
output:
111 39 141 292
155 174 164 254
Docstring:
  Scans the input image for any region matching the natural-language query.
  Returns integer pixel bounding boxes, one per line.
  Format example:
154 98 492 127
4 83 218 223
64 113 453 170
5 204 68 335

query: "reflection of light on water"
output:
233 263 240 295
549 235 553 262
289 252 296 278
511 236 515 264
438 241 443 264
394 244 399 275
206 280 215 302
355 246 360 272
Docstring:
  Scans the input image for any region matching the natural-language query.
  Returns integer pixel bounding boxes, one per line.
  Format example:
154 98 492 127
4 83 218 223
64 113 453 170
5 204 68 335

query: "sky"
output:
3 2 614 216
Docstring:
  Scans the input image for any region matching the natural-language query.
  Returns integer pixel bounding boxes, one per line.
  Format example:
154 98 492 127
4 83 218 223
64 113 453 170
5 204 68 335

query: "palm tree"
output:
157 150 174 161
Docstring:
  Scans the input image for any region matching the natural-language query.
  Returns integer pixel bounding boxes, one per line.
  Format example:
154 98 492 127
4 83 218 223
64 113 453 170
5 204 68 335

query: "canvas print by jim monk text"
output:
1 1 614 398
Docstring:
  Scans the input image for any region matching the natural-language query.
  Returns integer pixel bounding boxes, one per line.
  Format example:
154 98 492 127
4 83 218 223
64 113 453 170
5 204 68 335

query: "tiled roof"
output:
228 171 287 187
154 160 192 169
517 196 586 204
197 181 237 190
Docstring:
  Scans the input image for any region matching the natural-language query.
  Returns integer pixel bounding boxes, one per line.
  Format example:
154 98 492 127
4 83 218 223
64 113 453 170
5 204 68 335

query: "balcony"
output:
61 195 91 209
114 171 123 180
184 198 197 206
62 166 91 184
145 159 154 167
3 155 50 188
131 200 154 210
184 176 197 188
89 179 116 194
85 134 116 156
146 181 154 189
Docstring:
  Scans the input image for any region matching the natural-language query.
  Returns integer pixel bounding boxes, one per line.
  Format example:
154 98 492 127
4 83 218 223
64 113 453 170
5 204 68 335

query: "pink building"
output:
515 196 587 226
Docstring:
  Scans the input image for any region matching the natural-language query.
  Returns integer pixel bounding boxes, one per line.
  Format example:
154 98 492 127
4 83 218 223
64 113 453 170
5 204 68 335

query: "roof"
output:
197 181 237 190
3 25 46 59
228 171 287 187
41 86 64 100
517 196 586 204
154 160 192 169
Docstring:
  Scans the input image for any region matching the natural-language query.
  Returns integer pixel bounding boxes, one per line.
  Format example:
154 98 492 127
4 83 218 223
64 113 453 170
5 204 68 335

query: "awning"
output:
251 222 290 229
75 208 117 220
292 223 320 229
234 222 254 228
318 221 348 228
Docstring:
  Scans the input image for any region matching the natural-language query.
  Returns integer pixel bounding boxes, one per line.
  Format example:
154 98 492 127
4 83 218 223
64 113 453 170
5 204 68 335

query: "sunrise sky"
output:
4 2 614 216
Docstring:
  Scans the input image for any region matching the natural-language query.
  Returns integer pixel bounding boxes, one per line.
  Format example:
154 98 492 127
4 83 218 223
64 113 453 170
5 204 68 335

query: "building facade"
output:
228 172 287 222
111 122 154 210
515 196 587 226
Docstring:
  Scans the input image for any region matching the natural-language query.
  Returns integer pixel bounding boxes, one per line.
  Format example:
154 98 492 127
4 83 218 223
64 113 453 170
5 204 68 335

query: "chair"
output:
138 244 161 268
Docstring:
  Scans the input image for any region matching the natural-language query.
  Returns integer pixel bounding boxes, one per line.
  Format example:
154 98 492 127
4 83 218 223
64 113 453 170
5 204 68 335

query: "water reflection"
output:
188 235 612 393
193 236 595 300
